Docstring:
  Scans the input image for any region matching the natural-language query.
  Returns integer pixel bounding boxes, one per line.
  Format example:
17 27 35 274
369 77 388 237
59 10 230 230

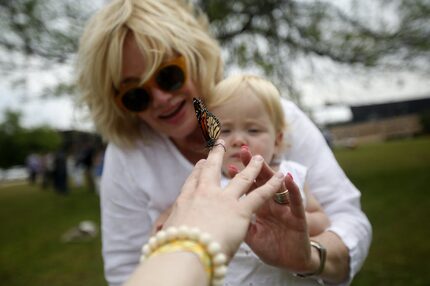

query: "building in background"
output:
326 96 430 147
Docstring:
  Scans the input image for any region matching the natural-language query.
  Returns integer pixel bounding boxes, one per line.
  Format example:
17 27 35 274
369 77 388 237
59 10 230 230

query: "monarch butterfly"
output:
192 97 223 150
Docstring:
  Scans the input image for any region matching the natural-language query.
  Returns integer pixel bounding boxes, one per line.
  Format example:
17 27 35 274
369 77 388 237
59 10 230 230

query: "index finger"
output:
180 159 206 196
199 139 226 185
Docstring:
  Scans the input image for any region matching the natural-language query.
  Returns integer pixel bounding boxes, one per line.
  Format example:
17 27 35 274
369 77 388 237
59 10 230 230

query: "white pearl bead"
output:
189 227 199 240
155 230 167 244
199 232 211 245
208 241 221 255
213 265 227 277
166 227 178 241
178 225 189 238
141 244 151 255
148 236 158 249
213 253 227 265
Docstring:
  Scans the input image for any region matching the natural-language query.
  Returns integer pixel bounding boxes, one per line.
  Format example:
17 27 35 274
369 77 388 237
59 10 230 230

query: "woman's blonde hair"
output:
77 0 223 147
207 74 286 134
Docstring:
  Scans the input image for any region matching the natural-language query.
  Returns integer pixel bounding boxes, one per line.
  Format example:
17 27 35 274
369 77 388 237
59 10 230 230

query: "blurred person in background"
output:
26 153 41 184
40 152 54 189
53 148 68 195
93 145 106 195
76 142 96 192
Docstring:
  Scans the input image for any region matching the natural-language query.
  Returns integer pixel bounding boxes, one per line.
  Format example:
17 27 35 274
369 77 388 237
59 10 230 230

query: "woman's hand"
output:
163 140 286 260
230 146 319 274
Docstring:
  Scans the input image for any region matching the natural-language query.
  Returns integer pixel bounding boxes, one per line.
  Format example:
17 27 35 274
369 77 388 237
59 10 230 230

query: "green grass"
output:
1 136 429 285
0 184 104 286
335 137 430 286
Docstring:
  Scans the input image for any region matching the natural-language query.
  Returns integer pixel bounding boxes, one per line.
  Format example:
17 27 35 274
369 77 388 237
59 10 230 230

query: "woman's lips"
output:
159 101 186 119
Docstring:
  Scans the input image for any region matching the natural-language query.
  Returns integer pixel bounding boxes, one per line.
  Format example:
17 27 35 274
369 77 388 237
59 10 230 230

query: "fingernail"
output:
228 164 239 172
287 172 294 181
254 155 263 161
275 172 284 179
241 145 249 151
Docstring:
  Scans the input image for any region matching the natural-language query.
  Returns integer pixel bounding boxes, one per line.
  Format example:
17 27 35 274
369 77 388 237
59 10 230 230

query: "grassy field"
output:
1 136 429 285
0 184 104 285
336 136 430 286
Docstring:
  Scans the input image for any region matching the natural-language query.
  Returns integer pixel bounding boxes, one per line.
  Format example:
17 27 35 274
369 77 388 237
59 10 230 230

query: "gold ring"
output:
273 189 289 204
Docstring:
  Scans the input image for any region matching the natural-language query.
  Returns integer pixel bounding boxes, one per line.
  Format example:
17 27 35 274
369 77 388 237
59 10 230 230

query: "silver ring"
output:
273 189 289 204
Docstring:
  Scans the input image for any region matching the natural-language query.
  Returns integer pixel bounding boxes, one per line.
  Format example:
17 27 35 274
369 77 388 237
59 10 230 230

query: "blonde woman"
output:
77 0 371 285
152 75 332 284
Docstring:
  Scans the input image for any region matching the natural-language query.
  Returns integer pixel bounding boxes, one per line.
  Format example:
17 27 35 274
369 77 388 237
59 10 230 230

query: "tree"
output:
0 0 95 96
0 0 93 66
198 0 430 101
0 110 62 168
0 0 429 100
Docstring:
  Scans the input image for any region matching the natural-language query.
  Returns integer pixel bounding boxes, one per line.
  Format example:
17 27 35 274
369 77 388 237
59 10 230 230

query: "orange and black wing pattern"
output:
193 98 221 149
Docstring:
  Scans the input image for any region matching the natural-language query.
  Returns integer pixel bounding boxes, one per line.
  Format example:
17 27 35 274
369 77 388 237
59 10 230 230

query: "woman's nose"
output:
150 87 173 108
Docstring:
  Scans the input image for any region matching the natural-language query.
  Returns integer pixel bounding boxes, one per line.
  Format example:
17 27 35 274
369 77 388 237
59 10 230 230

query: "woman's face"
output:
120 33 198 139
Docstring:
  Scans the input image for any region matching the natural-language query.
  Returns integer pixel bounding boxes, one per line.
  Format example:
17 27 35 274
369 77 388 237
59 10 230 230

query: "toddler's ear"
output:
275 131 284 149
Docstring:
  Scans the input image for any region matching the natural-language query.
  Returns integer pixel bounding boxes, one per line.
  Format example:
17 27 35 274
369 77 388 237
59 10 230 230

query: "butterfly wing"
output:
205 111 221 148
192 98 221 149
193 98 204 122
193 98 210 141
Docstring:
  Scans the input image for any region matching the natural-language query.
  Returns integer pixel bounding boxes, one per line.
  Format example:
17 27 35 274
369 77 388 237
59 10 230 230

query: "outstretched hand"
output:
163 140 286 260
229 146 315 274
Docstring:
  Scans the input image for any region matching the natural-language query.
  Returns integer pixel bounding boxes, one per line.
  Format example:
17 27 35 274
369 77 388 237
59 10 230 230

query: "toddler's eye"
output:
248 128 261 134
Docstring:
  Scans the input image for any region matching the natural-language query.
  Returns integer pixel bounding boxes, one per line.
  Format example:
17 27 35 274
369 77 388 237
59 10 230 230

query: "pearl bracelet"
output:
140 225 228 286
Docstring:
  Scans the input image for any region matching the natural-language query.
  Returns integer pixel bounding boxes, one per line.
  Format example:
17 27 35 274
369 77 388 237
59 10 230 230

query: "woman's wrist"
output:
140 225 228 286
295 241 327 279
311 232 350 284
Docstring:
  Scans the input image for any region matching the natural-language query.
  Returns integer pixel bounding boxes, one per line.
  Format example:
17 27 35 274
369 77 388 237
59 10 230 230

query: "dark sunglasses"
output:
115 56 187 112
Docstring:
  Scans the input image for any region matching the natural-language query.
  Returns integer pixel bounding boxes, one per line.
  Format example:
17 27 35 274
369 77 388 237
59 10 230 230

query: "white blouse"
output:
100 99 372 286
222 160 322 285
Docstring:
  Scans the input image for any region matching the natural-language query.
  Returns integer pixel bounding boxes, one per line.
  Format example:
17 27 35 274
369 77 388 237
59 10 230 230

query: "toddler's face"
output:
211 92 282 176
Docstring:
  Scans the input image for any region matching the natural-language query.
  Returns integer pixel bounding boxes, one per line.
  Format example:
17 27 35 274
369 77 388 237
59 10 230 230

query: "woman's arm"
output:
311 231 349 283
282 99 372 283
236 144 363 284
101 139 195 286
101 145 153 286
304 184 331 237
124 141 287 286
124 252 208 286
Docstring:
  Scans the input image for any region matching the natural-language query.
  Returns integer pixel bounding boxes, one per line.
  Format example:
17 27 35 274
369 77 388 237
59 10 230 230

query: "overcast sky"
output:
1 0 429 129
2 65 428 130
